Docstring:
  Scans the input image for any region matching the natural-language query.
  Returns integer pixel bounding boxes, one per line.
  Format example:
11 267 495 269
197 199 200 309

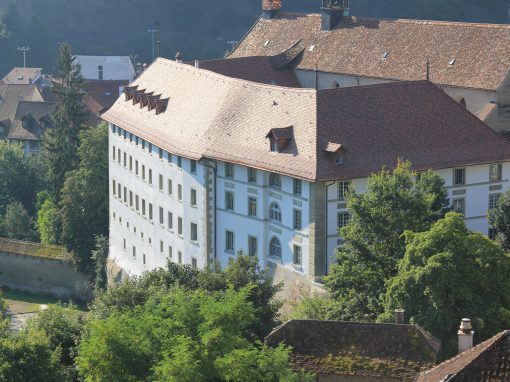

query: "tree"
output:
60 123 108 269
489 189 510 251
325 160 449 321
1 202 38 241
36 191 61 245
91 235 109 291
43 42 88 202
382 212 510 358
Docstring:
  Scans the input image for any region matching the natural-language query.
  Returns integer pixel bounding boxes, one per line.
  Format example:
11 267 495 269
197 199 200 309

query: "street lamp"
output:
17 46 30 68
147 22 159 61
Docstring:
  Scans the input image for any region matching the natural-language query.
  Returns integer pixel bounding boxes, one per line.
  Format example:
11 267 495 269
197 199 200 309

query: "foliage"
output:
288 294 338 321
36 191 61 245
325 161 449 321
488 189 510 251
43 42 88 202
382 212 510 358
1 202 38 241
91 235 109 292
77 286 306 382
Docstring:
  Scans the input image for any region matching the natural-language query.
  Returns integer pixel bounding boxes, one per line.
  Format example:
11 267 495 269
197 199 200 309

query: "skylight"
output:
264 40 271 47
308 45 315 52
449 58 456 66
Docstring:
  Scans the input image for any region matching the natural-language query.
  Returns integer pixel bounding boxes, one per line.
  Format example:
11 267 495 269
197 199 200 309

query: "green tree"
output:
36 191 61 245
60 123 108 269
325 160 449 321
43 42 88 202
91 235 109 291
1 202 38 241
489 189 510 251
382 212 510 358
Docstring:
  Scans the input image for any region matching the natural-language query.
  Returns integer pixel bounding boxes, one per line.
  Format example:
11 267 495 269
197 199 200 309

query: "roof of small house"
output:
229 13 510 91
417 330 510 382
265 320 441 380
1 68 43 86
83 80 128 117
0 84 44 131
8 101 56 141
102 58 510 181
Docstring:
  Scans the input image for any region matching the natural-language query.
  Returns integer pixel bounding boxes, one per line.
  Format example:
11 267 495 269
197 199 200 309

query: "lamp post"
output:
17 46 30 68
147 22 159 61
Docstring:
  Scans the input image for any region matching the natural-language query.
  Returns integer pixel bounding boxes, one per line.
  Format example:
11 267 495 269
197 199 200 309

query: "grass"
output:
1 288 88 313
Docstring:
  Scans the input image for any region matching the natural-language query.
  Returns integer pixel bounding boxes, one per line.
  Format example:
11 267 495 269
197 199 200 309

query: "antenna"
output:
147 22 160 61
17 46 30 68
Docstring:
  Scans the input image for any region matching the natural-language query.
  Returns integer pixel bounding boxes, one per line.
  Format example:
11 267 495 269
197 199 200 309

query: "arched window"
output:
269 173 281 188
270 237 282 257
270 202 282 222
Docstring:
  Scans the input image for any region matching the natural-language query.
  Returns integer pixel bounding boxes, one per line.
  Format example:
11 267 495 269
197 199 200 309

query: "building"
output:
1 68 43 86
103 58 510 295
83 80 128 123
265 319 441 382
228 0 510 132
74 55 135 82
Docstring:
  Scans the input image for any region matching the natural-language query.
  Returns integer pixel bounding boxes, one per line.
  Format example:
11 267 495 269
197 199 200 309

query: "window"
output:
148 143 153 154
177 156 182 168
178 217 183 235
123 152 126 167
159 148 163 159
191 258 197 269
159 175 163 191
117 183 121 198
167 152 172 164
159 207 164 225
248 236 258 257
98 65 103 80
168 179 173 195
117 149 120 163
248 197 257 217
338 212 350 228
135 160 139 175
148 203 153 221
226 191 235 211
142 165 146 180
191 189 197 206
178 184 182 201
338 181 350 199
270 202 281 222
142 199 146 216
129 156 133 171
112 145 116 160
269 173 281 188
123 187 127 203
490 164 502 182
270 237 281 257
293 245 302 266
178 251 182 264
454 168 465 186
248 168 257 183
129 191 133 207
225 163 234 178
135 195 139 211
160 240 164 253
190 160 197 174
168 212 173 229
293 179 302 196
129 133 133 143
112 180 116 196
168 246 173 258
270 138 278 152
191 223 198 241
148 169 153 185
132 246 136 259
142 139 145 150
123 238 126 250
335 153 344 165
293 209 302 230
452 198 465 215
225 231 234 252
489 193 501 210
143 254 146 265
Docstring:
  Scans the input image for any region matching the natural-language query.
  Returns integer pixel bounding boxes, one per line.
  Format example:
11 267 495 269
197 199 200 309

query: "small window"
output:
159 174 163 191
118 183 121 197
177 156 182 168
338 181 350 199
148 203 153 221
123 152 127 167
98 65 103 80
123 238 126 250
132 246 136 259
226 191 235 211
168 212 173 229
490 164 502 182
191 258 197 269
178 251 182 264
248 197 257 217
270 202 282 222
168 179 173 195
148 143 153 154
489 193 501 210
158 148 163 159
117 149 120 163
270 138 278 152
293 179 302 196
129 156 133 171
142 199 146 216
142 139 145 150
225 163 234 178
178 217 183 235
191 223 198 241
270 237 281 258
248 236 258 257
123 187 127 203
452 198 465 215
269 173 281 188
135 195 139 211
112 145 116 160
135 160 139 175
159 207 164 225
112 180 116 196
168 246 173 258
454 168 465 186
160 240 164 253
191 189 197 207
148 169 153 185
226 231 235 252
338 212 350 228
178 184 182 201
335 153 344 165
293 209 302 230
293 245 302 266
142 165 146 180
190 160 197 174
129 191 133 207
248 168 257 183
167 152 172 164
143 254 146 265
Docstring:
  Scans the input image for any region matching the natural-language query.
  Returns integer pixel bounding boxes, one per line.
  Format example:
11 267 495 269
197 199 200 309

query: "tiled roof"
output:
1 68 42 85
83 80 128 118
0 85 44 134
229 14 510 91
8 101 56 141
265 320 440 379
417 330 510 382
102 58 510 182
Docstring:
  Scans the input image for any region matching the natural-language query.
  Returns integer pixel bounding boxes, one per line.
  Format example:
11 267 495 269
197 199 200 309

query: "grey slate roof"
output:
8 101 56 141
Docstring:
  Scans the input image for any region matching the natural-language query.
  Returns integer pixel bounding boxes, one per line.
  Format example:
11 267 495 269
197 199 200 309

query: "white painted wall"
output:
76 56 135 81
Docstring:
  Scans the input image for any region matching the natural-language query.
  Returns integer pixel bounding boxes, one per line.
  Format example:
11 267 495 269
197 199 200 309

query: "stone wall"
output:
0 238 91 300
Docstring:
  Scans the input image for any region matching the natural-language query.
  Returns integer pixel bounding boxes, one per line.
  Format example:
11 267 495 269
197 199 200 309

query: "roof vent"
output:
382 51 389 59
449 58 456 66
308 45 316 52
264 40 271 47
17 76 23 80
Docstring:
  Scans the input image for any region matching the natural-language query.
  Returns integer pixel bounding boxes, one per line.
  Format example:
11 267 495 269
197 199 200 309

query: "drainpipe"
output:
324 180 336 276
198 158 217 267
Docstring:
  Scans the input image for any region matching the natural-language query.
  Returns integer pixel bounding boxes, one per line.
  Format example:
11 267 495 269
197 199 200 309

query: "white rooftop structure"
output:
74 55 135 82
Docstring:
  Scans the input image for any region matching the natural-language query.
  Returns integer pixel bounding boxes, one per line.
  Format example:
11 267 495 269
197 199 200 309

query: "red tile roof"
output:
102 58 510 181
229 14 510 91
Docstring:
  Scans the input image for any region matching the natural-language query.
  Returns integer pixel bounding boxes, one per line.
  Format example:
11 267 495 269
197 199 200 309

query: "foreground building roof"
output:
229 14 510 91
265 320 440 380
103 58 510 181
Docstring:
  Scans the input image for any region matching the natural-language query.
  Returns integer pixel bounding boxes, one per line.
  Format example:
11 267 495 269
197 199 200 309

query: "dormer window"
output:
324 142 345 165
266 126 293 153
335 152 344 165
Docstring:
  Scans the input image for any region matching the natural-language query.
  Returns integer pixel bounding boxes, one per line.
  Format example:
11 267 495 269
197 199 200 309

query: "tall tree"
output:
382 212 510 358
489 189 510 251
1 202 38 241
325 160 449 321
43 42 88 202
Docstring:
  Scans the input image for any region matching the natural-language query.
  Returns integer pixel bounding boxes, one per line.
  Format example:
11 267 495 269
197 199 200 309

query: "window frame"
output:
248 196 257 217
490 164 503 182
225 230 235 252
293 245 302 266
270 237 282 258
453 168 466 186
293 178 302 196
270 202 282 223
225 191 235 211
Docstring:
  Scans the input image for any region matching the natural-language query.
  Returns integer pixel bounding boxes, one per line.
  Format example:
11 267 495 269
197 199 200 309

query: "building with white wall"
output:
228 0 510 133
74 56 135 82
103 58 510 295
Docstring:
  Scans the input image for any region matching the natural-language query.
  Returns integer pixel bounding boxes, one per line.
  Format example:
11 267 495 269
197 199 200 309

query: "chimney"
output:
262 0 281 20
394 309 405 325
458 318 474 354
194 59 200 68
321 0 349 31
175 52 183 63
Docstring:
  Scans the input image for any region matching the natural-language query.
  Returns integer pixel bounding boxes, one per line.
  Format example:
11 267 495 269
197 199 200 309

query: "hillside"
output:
0 0 508 76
